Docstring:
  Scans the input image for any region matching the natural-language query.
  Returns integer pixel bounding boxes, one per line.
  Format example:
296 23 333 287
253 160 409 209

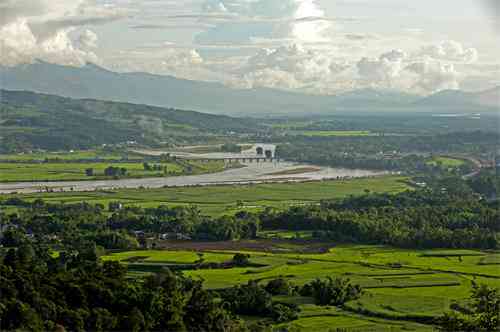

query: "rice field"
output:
102 244 500 331
2 176 410 215
0 160 226 182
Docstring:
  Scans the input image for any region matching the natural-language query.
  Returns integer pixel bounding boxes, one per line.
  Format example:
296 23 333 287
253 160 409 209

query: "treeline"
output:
277 131 499 156
0 200 261 250
260 187 499 249
275 131 497 173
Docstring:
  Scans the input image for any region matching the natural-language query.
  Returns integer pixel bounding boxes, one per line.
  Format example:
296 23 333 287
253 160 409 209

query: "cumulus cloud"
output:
199 0 333 44
231 39 481 95
230 44 349 93
419 40 478 63
406 60 460 93
0 19 99 66
77 29 98 49
0 0 127 66
357 49 407 84
239 43 349 90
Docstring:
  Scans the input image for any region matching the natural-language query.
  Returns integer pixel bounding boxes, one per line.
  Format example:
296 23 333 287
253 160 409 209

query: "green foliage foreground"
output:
0 246 243 332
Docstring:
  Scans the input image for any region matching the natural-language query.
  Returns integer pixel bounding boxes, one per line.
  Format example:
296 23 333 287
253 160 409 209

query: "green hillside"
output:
0 90 260 152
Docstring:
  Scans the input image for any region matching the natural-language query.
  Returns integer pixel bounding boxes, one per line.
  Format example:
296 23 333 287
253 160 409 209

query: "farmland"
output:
426 156 466 168
102 244 500 331
0 149 142 162
2 175 410 215
0 148 228 182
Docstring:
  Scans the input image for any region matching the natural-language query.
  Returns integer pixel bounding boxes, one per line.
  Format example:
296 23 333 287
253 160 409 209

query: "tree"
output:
265 278 293 296
85 168 94 176
121 308 146 332
87 308 117 332
438 283 500 331
270 303 299 323
232 253 250 267
306 277 363 306
222 281 272 316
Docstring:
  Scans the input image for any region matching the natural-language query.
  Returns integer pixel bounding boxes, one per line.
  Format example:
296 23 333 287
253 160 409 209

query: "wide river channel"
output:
0 161 387 194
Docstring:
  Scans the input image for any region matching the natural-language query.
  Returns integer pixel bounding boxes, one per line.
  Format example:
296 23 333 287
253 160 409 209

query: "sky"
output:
0 0 499 95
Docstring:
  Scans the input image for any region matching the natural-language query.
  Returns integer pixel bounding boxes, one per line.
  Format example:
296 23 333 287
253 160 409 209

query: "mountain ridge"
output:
0 89 260 152
1 61 498 116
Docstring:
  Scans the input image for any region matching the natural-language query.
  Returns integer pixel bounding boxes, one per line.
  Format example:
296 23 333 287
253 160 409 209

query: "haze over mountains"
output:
1 61 498 117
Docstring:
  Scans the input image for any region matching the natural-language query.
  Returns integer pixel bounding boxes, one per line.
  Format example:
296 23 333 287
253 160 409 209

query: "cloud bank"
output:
233 40 478 94
0 0 126 66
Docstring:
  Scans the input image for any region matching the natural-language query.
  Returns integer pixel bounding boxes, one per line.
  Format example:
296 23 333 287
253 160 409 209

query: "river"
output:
0 161 387 194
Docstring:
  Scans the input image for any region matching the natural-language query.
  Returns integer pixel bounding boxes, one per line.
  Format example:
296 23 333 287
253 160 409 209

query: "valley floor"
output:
103 243 500 331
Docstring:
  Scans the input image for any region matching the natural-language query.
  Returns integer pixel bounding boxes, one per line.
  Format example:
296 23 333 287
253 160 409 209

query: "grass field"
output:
426 156 466 168
0 160 226 182
102 244 500 331
0 149 142 162
2 176 410 215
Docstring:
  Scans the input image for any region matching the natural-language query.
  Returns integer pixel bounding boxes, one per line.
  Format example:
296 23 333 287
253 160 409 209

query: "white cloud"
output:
0 19 99 66
199 0 334 44
0 0 127 66
406 59 460 93
78 29 98 49
419 40 478 63
239 43 349 90
356 49 407 84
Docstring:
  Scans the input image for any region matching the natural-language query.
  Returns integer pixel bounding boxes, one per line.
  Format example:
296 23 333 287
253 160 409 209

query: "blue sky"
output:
1 0 498 95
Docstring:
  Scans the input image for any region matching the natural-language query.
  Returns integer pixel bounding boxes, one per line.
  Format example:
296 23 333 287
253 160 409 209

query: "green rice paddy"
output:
3 176 410 215
103 245 500 331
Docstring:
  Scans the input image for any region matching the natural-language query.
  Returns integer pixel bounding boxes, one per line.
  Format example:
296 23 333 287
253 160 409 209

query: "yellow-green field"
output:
426 156 466 168
102 245 500 331
2 176 410 215
0 160 226 182
0 149 140 161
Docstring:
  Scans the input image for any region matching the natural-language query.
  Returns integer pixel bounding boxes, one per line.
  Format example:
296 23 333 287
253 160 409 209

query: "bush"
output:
232 253 250 267
270 303 300 323
305 277 363 306
265 278 293 296
222 281 272 316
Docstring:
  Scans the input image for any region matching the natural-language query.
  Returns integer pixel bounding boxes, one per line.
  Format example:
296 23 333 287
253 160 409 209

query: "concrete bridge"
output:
181 157 280 163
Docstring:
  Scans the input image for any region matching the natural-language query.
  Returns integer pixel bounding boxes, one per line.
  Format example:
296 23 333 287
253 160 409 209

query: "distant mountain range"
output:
1 61 498 116
416 87 500 109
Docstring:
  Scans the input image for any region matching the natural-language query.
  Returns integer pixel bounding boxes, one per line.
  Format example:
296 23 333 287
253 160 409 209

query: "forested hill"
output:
0 90 260 152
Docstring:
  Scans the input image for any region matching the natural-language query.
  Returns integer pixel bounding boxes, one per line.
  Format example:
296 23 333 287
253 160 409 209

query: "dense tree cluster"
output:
0 201 261 251
259 187 499 249
300 277 363 306
468 170 499 199
0 245 242 332
276 131 499 161
438 282 500 331
220 281 300 323
104 166 128 177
